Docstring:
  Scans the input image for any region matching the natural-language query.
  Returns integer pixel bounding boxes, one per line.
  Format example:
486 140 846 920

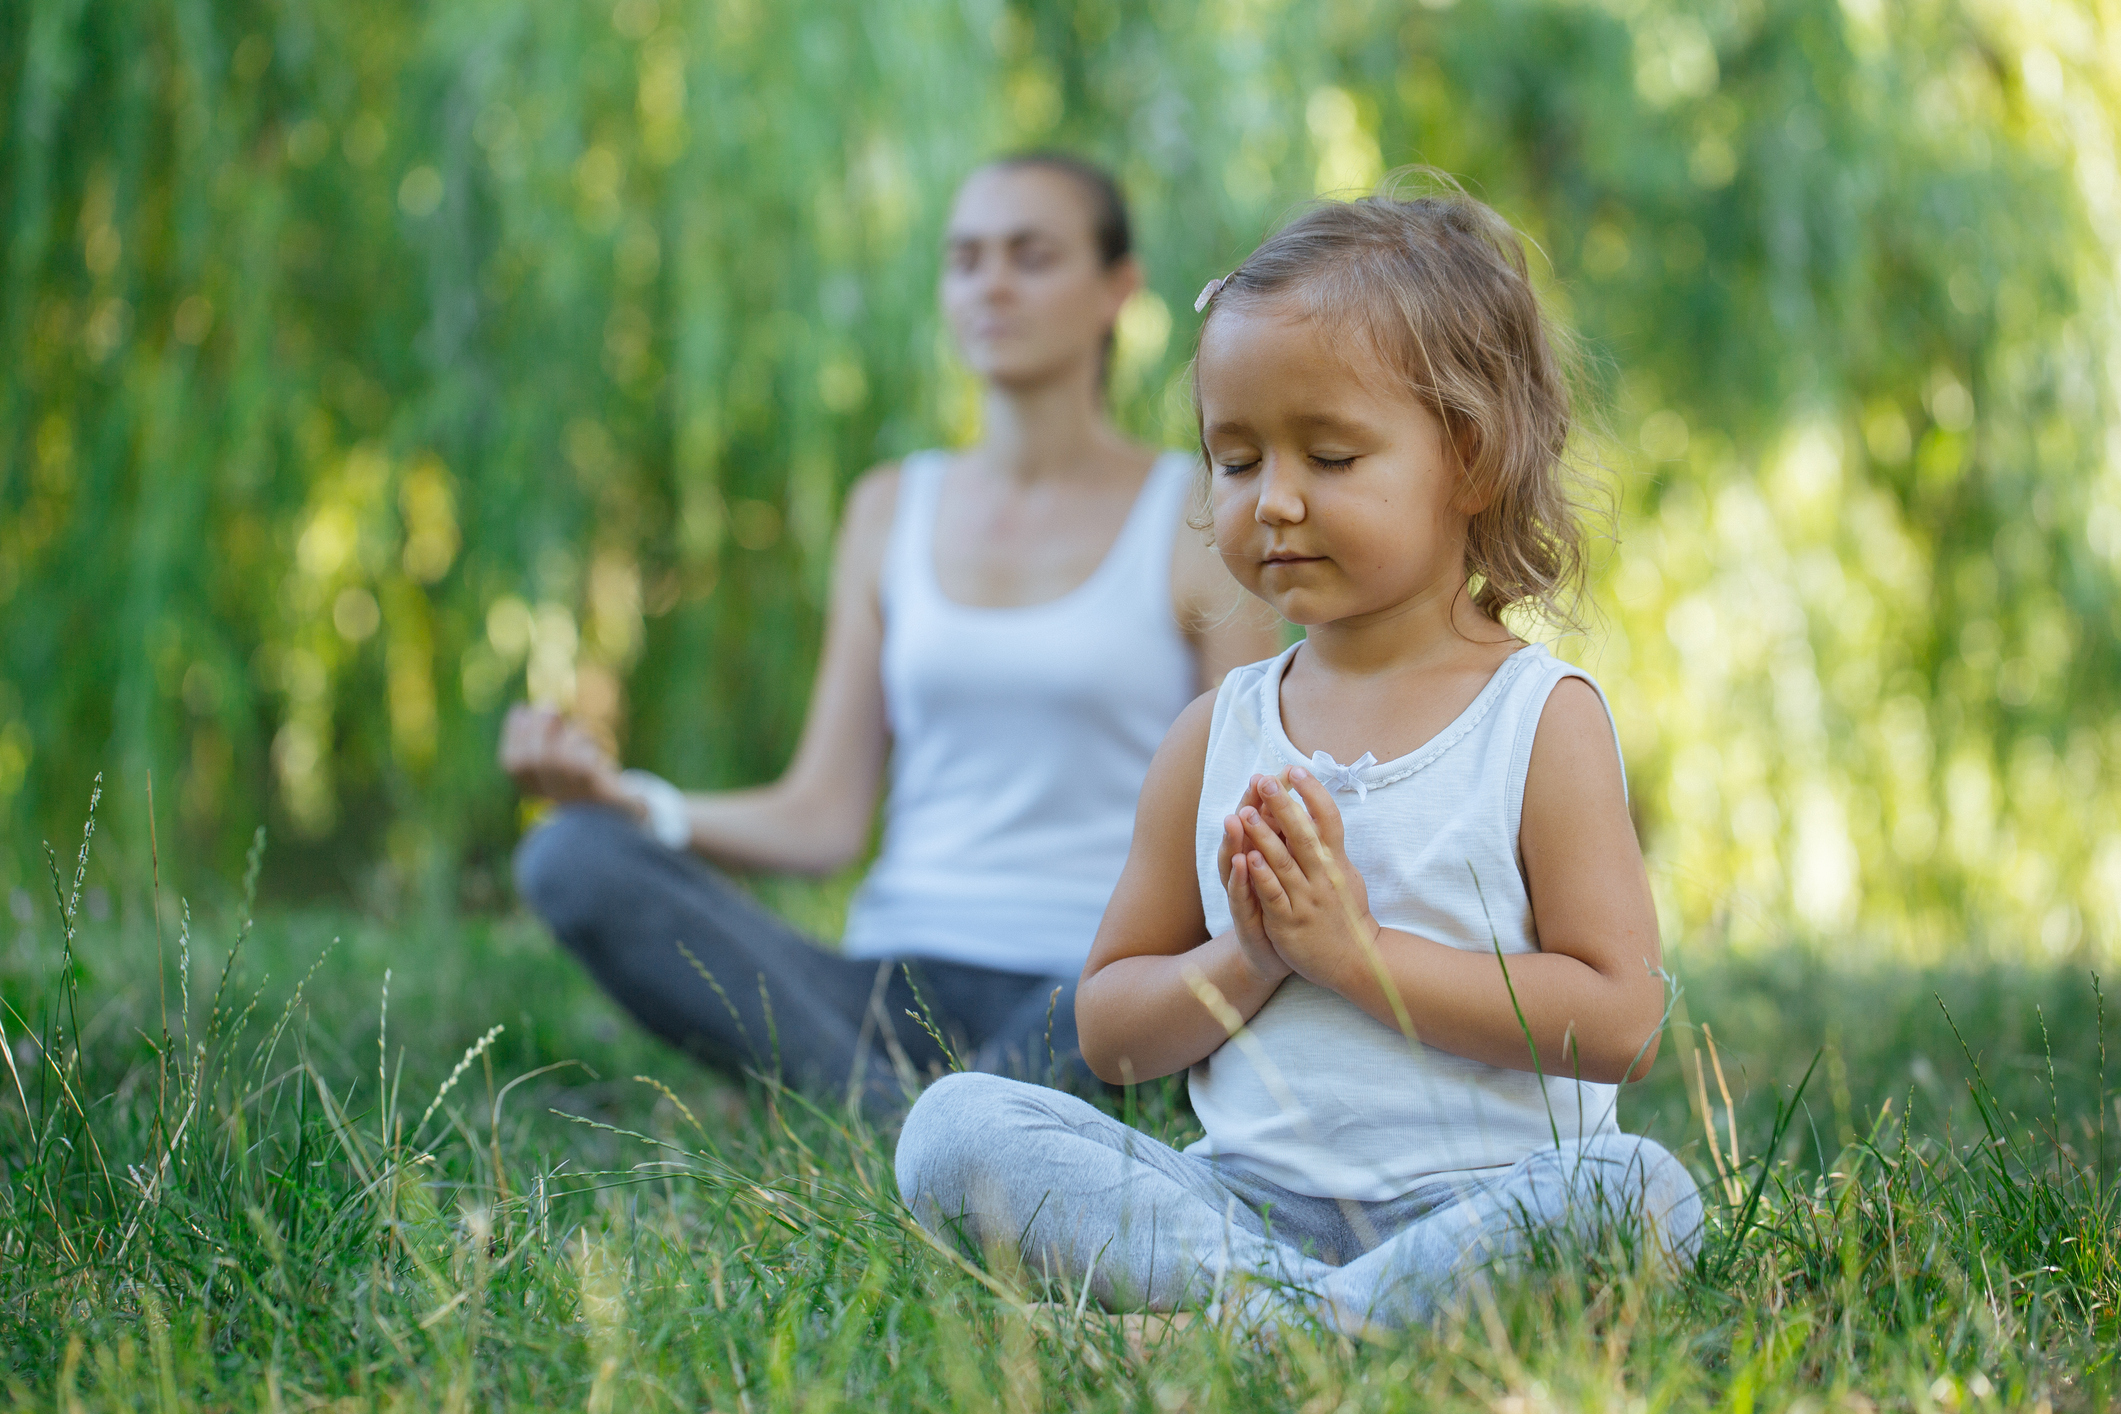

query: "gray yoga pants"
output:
896 1072 1704 1331
513 805 1090 1110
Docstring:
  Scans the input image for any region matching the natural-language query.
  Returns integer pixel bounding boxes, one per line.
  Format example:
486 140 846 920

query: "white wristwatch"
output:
619 770 691 852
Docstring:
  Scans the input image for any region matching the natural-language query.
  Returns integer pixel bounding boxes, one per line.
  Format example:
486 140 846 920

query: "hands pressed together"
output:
1215 765 1383 997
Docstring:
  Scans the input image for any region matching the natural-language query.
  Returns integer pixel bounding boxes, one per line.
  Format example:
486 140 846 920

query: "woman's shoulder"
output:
842 459 907 527
829 460 916 597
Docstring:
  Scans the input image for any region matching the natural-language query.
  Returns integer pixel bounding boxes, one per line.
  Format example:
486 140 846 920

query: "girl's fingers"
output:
1240 806 1304 886
1283 766 1346 857
1259 778 1330 875
1247 851 1291 908
1228 849 1256 917
1217 814 1245 887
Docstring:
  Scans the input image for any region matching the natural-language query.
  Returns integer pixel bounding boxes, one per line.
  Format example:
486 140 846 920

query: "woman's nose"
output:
971 261 1016 304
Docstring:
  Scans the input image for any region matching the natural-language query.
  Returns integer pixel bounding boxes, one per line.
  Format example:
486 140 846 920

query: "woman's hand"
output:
498 705 635 813
1231 767 1385 993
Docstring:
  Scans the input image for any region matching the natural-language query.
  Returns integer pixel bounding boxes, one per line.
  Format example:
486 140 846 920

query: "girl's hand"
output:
1233 767 1384 991
1214 775 1266 889
1221 809 1292 987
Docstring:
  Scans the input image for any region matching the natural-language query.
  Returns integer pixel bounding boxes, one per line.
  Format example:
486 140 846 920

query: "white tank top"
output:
1186 641 1625 1200
841 450 1199 975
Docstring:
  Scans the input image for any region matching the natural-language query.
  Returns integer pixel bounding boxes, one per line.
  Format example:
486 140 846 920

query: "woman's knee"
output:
512 804 645 932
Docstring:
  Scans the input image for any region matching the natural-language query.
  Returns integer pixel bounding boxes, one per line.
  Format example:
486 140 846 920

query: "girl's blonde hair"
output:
1196 168 1603 634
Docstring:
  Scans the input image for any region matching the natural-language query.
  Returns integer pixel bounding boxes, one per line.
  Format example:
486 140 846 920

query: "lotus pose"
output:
896 176 1703 1331
502 155 1278 1108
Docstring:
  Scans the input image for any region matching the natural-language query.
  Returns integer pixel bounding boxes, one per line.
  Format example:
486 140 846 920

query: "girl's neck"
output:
973 361 1130 487
1302 578 1515 678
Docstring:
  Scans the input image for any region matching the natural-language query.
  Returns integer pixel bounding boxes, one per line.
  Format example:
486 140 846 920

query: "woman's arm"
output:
1170 510 1283 691
498 466 900 876
1076 694 1292 1084
1228 680 1666 1083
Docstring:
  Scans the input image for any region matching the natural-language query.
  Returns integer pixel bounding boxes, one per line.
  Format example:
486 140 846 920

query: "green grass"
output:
2 814 2117 1411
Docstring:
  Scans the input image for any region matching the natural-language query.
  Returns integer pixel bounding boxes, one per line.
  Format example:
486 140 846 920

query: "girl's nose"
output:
1254 459 1305 525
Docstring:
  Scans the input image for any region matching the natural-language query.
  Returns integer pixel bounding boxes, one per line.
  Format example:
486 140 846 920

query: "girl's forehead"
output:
1199 299 1428 422
1200 300 1368 380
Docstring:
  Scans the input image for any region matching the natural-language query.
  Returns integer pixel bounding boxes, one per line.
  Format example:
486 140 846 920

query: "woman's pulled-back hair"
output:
1199 168 1601 634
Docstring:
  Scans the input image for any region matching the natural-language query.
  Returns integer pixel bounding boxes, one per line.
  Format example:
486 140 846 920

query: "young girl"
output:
895 176 1701 1332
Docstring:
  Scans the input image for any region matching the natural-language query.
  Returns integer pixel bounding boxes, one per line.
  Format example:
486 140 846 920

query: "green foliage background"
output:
3 0 2117 951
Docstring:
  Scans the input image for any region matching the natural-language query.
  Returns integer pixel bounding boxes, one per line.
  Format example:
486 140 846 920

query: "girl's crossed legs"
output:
895 1073 1704 1332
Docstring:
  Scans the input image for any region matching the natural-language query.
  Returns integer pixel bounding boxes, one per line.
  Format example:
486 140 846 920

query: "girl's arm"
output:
498 466 899 876
1075 694 1293 1085
1232 679 1666 1083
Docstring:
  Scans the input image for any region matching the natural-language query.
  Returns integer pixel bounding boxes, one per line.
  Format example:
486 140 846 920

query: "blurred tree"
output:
1 0 2115 953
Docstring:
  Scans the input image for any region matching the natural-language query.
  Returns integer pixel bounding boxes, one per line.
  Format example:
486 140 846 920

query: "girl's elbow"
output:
1615 1031 1660 1082
1083 1049 1130 1087
1584 1030 1659 1084
1073 998 1127 1085
1076 1024 1130 1086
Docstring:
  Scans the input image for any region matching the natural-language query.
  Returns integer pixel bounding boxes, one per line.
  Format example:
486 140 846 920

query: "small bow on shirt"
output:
1306 749 1378 805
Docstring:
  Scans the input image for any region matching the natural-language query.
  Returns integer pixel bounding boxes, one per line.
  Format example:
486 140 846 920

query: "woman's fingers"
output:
499 703 545 772
500 705 559 788
498 705 617 801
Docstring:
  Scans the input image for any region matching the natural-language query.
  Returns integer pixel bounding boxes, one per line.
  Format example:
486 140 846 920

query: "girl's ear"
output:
1447 420 1494 516
1452 475 1495 517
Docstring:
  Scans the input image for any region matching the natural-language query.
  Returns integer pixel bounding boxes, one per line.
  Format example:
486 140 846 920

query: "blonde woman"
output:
502 155 1279 1108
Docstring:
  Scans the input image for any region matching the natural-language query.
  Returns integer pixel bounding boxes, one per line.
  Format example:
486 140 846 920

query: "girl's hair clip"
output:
1194 275 1229 314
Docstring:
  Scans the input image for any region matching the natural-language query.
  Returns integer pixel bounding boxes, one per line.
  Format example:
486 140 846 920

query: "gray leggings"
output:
513 806 1092 1110
896 1073 1704 1331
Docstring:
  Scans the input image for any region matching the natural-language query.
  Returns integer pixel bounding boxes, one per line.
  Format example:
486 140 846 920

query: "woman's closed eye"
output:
1009 240 1060 272
1311 453 1356 470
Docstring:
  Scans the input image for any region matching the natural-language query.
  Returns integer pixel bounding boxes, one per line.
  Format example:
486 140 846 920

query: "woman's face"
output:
940 165 1139 391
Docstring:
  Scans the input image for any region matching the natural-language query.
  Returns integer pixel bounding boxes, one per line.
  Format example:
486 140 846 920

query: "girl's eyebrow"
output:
1285 411 1371 435
1203 411 1369 440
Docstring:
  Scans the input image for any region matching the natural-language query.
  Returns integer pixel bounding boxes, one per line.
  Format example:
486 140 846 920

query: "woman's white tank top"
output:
841 450 1199 975
1187 641 1625 1200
